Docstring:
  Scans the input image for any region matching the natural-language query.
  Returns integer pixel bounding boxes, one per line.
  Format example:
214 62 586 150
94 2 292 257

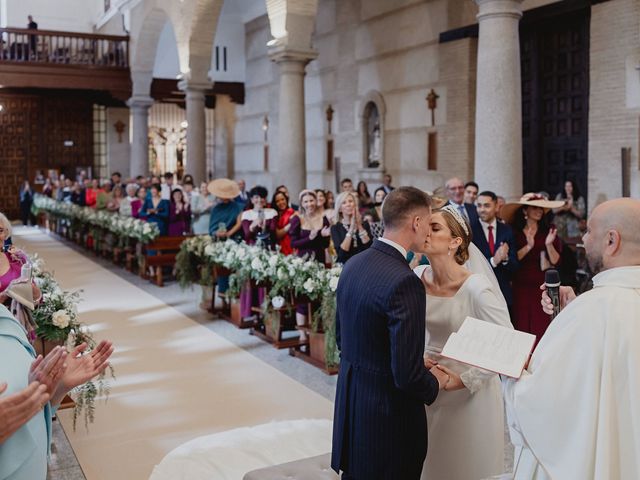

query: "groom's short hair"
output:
382 186 432 230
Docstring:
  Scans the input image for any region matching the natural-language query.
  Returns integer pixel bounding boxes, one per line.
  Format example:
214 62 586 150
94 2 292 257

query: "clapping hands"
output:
545 227 558 246
0 382 50 443
492 242 509 264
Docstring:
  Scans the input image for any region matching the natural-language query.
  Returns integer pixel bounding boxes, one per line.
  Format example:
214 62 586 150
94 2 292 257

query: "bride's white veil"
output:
464 242 508 310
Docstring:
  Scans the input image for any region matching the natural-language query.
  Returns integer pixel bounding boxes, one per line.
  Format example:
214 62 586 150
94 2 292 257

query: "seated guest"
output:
0 304 113 480
168 188 191 236
331 191 372 264
272 191 297 255
106 185 124 213
208 179 244 298
191 182 214 235
289 190 331 340
119 184 139 217
472 191 519 319
139 184 170 236
356 181 373 212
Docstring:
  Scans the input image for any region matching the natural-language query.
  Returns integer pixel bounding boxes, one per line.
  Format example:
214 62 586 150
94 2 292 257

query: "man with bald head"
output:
444 177 478 225
503 198 640 479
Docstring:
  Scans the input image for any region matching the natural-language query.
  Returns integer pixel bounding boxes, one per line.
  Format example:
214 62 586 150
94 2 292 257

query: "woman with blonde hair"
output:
289 190 331 341
414 205 512 480
330 191 371 264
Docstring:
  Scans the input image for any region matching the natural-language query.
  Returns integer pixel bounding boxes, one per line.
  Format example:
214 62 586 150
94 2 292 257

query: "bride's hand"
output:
435 365 465 391
424 354 438 369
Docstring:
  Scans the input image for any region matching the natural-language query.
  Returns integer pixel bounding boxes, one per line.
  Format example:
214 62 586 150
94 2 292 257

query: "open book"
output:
440 316 536 379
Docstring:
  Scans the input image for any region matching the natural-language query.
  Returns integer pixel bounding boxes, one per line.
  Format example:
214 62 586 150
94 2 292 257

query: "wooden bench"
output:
140 236 190 287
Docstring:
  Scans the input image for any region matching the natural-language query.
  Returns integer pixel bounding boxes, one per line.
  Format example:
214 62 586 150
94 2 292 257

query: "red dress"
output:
512 229 563 342
277 208 296 255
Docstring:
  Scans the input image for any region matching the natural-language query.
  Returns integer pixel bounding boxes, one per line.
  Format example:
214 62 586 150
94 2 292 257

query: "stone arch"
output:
359 90 386 170
129 3 183 95
184 0 224 81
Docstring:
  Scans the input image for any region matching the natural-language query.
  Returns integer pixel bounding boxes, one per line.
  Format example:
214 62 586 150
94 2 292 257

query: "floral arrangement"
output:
29 255 114 430
32 194 160 244
175 235 215 288
188 239 343 367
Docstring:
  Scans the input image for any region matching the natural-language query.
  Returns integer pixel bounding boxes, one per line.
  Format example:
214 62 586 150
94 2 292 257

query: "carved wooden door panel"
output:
0 95 39 219
521 7 590 203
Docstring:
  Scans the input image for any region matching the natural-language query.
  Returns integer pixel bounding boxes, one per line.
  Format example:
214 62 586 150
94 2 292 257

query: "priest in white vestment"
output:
502 198 640 479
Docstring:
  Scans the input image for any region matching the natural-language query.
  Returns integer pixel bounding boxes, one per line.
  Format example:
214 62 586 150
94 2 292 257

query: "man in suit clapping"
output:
472 191 519 318
331 187 448 480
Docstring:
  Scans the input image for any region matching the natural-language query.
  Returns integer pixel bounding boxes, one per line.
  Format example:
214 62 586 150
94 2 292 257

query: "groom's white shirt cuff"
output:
378 238 407 259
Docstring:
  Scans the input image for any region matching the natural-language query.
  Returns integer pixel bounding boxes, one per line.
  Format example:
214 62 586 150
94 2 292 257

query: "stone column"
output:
127 96 154 178
269 48 317 196
178 80 210 184
474 0 524 200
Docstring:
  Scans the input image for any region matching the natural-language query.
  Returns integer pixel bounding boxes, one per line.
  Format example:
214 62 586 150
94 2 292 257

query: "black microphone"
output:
544 269 561 319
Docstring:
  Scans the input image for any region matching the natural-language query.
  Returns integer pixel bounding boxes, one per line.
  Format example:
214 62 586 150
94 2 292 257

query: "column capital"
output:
268 45 318 66
127 96 154 109
475 0 523 21
177 79 211 93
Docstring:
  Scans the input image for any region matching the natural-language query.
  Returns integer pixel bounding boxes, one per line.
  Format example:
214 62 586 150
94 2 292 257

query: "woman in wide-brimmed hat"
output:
207 179 244 299
504 193 565 343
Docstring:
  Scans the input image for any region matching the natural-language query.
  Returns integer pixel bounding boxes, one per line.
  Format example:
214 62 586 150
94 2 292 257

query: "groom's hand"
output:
429 366 449 390
424 354 438 369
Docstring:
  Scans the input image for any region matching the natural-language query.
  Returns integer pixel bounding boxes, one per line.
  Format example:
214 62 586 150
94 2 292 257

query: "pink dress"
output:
0 251 26 294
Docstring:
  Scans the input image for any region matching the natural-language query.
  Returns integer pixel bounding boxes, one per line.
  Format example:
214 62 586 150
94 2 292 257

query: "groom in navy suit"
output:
471 191 519 312
331 187 447 479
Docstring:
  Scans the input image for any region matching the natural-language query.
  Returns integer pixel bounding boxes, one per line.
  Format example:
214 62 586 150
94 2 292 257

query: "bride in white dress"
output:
415 205 512 480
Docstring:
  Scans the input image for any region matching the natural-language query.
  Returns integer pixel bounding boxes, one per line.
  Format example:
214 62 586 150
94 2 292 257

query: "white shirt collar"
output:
479 217 497 230
378 237 408 258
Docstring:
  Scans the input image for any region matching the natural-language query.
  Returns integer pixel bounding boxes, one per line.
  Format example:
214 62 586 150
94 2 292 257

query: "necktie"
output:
488 225 495 256
458 204 467 221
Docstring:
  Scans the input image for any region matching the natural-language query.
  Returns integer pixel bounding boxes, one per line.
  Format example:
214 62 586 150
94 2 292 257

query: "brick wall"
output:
589 0 640 210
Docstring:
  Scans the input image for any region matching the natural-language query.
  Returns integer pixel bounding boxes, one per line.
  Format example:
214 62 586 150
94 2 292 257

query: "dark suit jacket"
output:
471 219 519 306
331 240 439 479
445 200 478 226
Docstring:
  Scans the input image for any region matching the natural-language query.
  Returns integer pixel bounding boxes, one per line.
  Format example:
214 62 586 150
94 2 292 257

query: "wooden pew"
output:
140 236 190 287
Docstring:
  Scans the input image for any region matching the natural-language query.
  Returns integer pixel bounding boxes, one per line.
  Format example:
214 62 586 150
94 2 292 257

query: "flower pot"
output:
199 284 214 310
34 337 64 357
309 331 326 364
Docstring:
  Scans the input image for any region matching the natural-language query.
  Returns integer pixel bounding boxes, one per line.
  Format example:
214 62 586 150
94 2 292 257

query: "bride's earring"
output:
447 248 452 257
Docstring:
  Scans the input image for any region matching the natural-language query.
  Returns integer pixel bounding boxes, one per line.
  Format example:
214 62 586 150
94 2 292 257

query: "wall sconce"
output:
180 120 188 129
262 115 269 142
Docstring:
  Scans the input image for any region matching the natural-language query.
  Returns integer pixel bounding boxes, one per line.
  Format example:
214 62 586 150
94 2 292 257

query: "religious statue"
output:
366 102 381 168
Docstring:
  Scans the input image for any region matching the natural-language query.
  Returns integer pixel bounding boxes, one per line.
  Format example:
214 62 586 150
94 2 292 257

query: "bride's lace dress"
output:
415 266 512 480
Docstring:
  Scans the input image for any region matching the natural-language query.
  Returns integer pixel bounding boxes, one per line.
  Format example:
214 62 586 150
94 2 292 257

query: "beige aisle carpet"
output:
13 228 333 480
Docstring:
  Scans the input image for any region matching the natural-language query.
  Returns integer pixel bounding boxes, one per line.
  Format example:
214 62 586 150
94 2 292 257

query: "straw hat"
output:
207 178 240 199
501 192 565 224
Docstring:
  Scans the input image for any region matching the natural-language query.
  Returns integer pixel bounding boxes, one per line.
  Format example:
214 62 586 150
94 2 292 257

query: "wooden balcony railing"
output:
0 27 129 68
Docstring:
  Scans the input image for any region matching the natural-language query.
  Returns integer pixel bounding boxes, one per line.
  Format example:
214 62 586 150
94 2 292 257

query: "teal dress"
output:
208 200 243 239
0 305 53 480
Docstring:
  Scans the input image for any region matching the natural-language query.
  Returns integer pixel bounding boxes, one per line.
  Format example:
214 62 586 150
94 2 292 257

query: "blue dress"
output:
139 198 170 236
0 305 53 480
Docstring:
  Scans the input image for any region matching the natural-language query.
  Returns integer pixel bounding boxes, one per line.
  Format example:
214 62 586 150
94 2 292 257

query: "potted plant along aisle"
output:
175 235 216 308
30 256 115 430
